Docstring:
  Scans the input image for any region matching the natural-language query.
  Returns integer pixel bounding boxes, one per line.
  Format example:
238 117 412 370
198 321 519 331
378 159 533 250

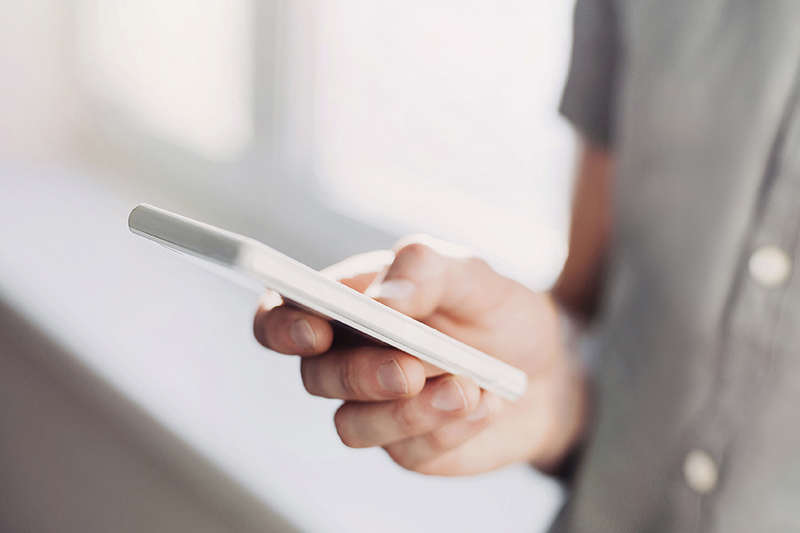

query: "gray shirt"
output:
555 1 800 531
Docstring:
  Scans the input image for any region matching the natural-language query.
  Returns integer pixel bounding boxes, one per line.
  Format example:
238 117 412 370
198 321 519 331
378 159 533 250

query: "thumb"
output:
366 238 512 322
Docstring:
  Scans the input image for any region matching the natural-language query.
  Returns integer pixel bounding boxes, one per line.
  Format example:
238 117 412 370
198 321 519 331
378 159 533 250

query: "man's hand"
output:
254 238 589 476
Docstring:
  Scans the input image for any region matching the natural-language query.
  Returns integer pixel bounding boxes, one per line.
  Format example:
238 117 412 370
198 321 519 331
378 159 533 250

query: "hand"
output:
254 237 589 476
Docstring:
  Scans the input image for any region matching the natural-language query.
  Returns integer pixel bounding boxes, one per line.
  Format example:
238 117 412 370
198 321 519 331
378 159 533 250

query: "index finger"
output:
254 250 394 355
254 301 335 356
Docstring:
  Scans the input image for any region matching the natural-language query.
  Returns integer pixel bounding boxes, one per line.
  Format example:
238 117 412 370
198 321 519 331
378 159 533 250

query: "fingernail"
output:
465 393 499 421
431 380 468 411
289 318 316 350
378 359 408 394
366 279 416 300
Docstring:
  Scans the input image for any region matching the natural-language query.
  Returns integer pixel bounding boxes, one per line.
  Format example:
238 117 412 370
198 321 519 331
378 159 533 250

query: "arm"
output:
553 139 614 320
254 137 613 474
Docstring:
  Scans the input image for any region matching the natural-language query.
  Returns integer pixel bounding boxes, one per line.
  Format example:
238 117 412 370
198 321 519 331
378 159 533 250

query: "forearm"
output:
530 138 614 470
552 138 615 320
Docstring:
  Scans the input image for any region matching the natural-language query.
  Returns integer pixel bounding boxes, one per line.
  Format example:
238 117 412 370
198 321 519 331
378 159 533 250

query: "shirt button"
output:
683 449 718 494
749 245 792 288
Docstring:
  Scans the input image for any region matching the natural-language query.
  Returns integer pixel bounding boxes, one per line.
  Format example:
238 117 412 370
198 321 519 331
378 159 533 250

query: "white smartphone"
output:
128 204 527 400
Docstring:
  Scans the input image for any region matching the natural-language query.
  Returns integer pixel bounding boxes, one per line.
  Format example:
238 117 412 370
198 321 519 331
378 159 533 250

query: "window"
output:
313 1 576 287
77 0 255 161
74 0 576 286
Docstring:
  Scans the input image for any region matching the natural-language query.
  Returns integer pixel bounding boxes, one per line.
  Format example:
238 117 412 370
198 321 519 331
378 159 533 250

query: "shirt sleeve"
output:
559 0 620 148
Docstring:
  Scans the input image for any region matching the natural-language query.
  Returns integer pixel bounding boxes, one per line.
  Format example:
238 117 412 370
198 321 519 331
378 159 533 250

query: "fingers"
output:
365 242 448 318
383 391 503 473
251 240 530 476
255 237 512 357
300 346 427 400
254 250 394 355
338 271 381 292
334 375 487 448
254 304 334 355
320 249 395 290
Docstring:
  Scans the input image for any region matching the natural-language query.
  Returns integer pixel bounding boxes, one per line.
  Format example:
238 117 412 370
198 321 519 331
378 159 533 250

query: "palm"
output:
331 254 571 476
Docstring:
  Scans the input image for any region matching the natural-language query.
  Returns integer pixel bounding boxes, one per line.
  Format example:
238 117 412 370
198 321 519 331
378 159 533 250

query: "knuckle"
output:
396 242 436 267
423 429 454 453
392 400 420 435
339 353 365 398
466 256 490 273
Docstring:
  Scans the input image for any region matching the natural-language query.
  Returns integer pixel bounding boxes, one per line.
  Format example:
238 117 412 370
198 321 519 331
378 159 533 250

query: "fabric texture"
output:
554 1 800 531
559 0 619 147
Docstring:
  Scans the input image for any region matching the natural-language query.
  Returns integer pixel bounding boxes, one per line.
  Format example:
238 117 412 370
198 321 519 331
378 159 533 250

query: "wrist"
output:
528 293 592 474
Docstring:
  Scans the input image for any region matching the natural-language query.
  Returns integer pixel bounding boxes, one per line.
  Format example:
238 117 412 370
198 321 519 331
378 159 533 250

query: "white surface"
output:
0 163 563 533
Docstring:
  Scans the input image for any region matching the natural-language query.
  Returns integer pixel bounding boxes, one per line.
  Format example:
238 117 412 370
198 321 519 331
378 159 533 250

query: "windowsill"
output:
0 160 563 532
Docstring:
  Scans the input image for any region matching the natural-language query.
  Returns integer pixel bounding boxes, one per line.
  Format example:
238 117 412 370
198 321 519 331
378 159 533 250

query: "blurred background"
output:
0 0 577 531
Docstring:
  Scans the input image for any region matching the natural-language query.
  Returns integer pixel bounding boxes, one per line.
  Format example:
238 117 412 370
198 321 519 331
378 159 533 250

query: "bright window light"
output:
77 0 254 161
315 1 576 288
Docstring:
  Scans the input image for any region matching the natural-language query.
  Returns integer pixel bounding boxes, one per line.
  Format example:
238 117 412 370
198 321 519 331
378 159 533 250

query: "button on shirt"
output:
683 449 718 495
749 246 792 288
552 1 800 532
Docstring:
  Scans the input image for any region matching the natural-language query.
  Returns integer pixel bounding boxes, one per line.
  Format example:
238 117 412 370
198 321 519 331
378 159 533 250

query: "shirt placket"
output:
687 83 800 529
